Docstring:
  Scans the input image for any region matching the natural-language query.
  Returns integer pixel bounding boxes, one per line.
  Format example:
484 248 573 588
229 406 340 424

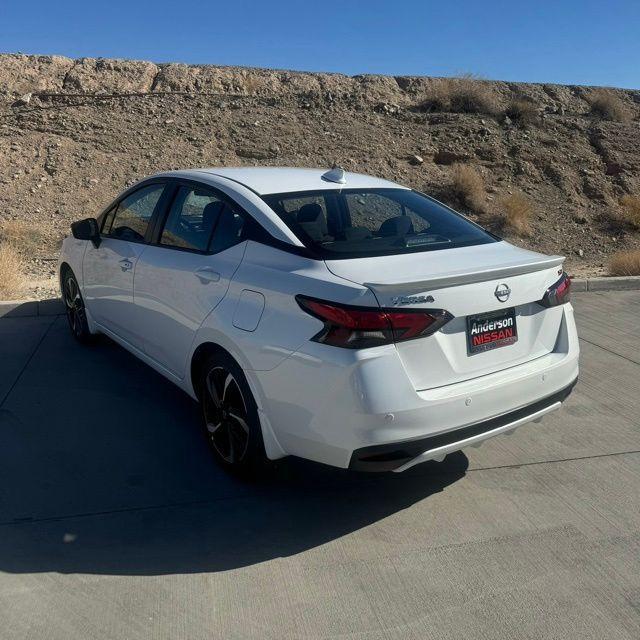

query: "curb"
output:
1 277 639 319
571 275 640 292
0 298 65 318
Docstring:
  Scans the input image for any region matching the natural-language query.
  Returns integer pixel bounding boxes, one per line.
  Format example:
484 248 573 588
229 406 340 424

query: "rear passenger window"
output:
160 186 223 251
104 184 164 242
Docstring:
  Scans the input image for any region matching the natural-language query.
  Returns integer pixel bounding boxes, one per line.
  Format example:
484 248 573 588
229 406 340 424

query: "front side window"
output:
262 188 497 258
103 184 164 242
160 186 224 251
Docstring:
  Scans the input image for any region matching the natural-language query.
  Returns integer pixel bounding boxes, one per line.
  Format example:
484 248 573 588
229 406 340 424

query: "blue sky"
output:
1 0 639 88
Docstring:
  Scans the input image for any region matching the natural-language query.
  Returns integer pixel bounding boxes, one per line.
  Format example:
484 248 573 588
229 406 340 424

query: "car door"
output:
132 181 248 377
82 182 167 348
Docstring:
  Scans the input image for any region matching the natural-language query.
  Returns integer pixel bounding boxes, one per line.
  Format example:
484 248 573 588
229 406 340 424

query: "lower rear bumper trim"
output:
348 377 578 472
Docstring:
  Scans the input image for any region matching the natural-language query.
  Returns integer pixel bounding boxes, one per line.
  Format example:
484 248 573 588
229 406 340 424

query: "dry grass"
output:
588 89 630 123
499 192 533 236
505 98 539 126
619 195 640 228
449 163 486 212
609 250 640 276
0 220 40 299
0 219 42 251
0 244 25 299
421 75 498 115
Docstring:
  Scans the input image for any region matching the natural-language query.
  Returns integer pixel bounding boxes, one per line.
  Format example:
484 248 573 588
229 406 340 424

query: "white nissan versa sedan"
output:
59 167 579 474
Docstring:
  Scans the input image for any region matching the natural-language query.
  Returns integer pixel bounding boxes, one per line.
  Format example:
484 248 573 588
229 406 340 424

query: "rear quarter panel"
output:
187 241 377 385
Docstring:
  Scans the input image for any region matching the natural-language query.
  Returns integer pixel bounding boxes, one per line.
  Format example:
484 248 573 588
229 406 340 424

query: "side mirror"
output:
71 218 101 248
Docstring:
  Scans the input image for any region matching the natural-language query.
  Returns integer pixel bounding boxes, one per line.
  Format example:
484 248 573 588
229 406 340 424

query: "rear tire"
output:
61 268 93 344
198 351 269 477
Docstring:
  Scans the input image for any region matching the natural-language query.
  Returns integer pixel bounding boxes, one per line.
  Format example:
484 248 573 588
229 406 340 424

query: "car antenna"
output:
321 165 346 184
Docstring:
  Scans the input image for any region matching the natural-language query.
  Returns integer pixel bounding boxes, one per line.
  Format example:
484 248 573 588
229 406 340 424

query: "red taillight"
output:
540 272 571 307
296 295 453 349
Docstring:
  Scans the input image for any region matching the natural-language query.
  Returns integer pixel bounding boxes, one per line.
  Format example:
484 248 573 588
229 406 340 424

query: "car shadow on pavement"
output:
0 319 468 576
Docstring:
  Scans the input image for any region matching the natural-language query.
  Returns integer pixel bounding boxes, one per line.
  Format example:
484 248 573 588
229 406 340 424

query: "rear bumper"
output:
252 303 580 470
349 377 577 472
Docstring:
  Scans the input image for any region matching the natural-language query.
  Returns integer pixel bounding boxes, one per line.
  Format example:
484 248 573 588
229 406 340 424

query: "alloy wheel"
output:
63 274 87 338
203 366 250 464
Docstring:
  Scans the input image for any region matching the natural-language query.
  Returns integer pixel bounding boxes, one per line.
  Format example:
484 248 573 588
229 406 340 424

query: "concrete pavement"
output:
0 292 638 639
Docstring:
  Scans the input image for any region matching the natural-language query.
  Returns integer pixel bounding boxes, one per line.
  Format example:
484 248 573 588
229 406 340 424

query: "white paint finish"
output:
132 242 246 376
81 238 148 348
326 243 569 391
254 305 579 468
393 279 567 391
58 237 87 287
194 166 405 195
60 167 581 471
325 240 563 295
232 289 266 332
190 240 377 375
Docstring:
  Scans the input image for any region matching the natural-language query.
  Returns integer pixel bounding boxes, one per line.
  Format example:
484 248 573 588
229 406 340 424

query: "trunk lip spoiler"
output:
362 255 565 294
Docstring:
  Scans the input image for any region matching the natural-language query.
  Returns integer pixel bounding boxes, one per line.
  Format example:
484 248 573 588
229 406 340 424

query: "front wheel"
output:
62 268 93 343
199 352 269 477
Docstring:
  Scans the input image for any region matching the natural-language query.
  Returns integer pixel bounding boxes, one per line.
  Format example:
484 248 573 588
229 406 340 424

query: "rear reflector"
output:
296 295 453 349
540 272 571 307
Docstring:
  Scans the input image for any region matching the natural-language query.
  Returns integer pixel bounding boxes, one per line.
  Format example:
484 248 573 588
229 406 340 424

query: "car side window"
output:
160 186 224 251
100 205 118 233
210 206 246 253
103 184 165 242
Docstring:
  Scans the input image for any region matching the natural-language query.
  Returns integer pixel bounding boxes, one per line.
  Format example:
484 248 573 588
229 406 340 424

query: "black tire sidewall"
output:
199 352 267 475
62 268 92 343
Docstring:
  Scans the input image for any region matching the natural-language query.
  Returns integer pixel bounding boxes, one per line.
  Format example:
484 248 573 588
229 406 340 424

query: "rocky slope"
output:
1 54 639 298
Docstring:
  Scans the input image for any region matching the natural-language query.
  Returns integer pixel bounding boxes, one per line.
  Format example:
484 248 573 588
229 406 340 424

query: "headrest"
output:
297 203 324 224
378 216 414 237
298 221 325 242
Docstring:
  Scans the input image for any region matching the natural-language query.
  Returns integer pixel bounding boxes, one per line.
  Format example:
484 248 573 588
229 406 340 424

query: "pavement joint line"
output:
578 336 640 366
466 449 640 474
1 449 638 529
0 315 58 409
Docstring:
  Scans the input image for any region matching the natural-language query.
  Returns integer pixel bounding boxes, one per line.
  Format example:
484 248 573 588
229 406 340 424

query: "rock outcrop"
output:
1 54 639 296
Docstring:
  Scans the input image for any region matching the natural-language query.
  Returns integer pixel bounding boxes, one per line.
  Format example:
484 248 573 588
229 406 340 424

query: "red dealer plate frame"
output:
466 307 518 355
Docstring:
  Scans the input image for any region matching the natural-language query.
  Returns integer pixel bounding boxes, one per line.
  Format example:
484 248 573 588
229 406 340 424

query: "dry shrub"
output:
421 75 498 115
609 250 640 276
0 219 42 252
505 98 539 126
0 244 25 299
588 89 630 122
619 195 640 228
449 163 486 212
499 192 533 236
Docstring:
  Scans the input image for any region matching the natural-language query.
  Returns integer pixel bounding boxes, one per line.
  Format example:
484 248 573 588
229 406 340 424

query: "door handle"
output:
194 267 221 283
119 258 134 272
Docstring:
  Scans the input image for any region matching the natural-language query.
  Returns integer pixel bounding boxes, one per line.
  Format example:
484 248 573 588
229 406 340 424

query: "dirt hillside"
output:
1 54 640 299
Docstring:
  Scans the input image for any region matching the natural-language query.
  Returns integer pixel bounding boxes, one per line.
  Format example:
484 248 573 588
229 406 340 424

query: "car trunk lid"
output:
325 242 567 390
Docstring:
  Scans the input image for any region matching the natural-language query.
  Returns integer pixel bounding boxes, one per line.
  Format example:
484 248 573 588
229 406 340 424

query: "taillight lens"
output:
296 295 453 349
540 272 571 307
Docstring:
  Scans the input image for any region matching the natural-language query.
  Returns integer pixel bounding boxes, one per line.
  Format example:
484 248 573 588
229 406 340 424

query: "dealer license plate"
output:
466 308 518 355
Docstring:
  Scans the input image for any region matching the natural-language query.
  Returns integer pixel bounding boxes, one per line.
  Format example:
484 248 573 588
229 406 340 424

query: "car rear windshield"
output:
261 188 498 258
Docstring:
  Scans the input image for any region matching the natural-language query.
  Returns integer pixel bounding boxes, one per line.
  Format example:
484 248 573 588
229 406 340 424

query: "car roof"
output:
157 167 407 196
